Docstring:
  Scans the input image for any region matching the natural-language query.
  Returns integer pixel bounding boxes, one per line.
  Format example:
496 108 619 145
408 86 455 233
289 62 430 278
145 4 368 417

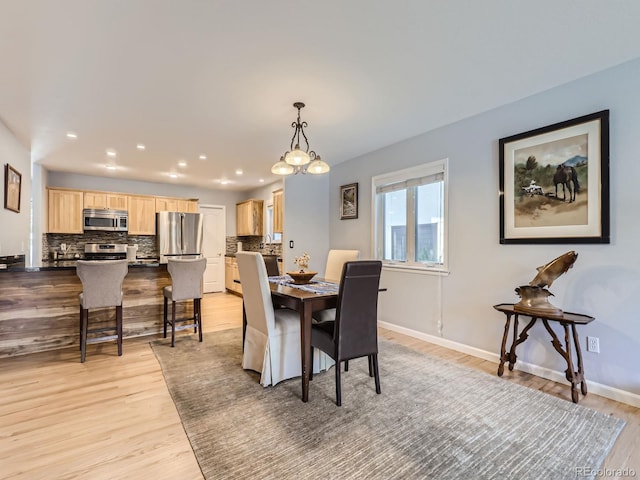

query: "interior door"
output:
200 205 226 293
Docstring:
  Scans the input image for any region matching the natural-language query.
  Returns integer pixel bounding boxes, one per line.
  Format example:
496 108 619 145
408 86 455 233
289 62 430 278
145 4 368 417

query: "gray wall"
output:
328 58 640 399
0 120 30 261
47 171 245 233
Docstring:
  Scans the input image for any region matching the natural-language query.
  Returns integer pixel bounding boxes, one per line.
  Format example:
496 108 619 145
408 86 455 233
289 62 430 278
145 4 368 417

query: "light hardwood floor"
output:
1 292 638 479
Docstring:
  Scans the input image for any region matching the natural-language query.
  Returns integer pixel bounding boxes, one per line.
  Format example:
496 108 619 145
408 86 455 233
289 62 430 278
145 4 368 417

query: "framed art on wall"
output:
340 182 358 220
499 110 610 244
4 164 22 213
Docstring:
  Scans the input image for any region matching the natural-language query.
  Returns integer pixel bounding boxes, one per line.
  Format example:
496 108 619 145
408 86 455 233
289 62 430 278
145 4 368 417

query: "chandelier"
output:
271 102 330 175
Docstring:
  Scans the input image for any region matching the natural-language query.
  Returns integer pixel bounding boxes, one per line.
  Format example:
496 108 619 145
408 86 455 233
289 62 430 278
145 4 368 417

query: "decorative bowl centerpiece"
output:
287 252 317 284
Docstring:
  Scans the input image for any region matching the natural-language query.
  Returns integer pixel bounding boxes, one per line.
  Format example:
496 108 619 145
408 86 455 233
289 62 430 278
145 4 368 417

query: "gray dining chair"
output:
76 259 129 363
163 257 207 347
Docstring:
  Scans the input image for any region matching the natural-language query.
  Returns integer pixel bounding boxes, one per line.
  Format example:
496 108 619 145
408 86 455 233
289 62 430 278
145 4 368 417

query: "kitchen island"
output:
0 261 194 357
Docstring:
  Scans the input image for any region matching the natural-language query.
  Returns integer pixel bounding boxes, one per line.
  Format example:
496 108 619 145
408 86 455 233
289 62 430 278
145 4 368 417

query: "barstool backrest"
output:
167 257 206 301
77 260 129 309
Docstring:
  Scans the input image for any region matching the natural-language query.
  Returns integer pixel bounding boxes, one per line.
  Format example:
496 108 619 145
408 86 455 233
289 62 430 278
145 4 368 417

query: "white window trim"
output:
371 159 450 274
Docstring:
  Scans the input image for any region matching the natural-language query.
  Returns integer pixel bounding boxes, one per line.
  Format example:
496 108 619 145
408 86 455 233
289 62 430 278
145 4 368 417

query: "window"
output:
265 203 282 243
373 159 448 272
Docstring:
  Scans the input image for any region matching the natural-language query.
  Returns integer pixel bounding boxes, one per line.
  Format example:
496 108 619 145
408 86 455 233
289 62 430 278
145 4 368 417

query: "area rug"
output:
151 329 625 480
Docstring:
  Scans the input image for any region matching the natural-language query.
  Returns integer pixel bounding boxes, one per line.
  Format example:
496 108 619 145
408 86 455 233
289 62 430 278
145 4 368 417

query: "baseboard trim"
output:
379 321 640 408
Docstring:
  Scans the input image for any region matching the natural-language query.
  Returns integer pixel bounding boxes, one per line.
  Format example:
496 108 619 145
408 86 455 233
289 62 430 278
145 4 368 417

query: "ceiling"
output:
2 1 640 191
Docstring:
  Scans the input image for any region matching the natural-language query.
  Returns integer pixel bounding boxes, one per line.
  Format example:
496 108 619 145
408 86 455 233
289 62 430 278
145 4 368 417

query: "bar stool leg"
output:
196 298 203 342
79 305 83 351
163 297 168 338
171 300 176 347
116 305 123 356
80 309 88 363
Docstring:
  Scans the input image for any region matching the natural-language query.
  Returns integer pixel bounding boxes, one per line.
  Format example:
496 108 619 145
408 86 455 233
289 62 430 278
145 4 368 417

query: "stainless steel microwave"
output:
83 209 128 232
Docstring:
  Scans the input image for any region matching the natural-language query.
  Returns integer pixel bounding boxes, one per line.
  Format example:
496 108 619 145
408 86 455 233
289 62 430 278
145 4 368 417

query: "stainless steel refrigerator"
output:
157 211 204 263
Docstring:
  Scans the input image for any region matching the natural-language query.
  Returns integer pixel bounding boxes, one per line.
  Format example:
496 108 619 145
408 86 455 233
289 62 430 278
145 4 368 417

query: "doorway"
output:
199 204 226 293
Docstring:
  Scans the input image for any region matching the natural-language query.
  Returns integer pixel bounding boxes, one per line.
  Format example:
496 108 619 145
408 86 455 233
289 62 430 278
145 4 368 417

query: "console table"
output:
493 303 595 403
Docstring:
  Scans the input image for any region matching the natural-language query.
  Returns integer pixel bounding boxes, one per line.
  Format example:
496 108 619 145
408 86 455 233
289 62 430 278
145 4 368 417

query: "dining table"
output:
238 275 385 403
268 278 339 402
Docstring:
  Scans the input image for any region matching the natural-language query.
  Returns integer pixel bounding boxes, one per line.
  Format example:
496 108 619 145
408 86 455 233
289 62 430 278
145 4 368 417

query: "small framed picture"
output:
499 110 609 244
340 183 358 220
4 164 22 213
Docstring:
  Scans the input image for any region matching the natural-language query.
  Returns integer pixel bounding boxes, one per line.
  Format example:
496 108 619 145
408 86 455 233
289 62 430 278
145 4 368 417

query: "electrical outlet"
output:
587 336 600 353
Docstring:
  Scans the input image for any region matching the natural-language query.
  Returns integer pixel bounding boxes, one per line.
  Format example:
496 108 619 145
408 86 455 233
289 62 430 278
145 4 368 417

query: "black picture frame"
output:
340 183 358 220
4 164 22 213
499 110 610 244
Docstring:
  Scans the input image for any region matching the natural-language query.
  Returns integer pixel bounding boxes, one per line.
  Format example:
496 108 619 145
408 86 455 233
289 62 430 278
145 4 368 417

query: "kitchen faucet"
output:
264 234 273 253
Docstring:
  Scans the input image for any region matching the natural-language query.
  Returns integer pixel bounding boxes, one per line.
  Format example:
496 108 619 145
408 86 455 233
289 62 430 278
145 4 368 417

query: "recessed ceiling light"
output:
235 169 243 175
259 178 265 183
136 144 146 151
169 173 178 178
219 179 229 185
66 132 78 139
105 164 117 170
178 161 187 168
199 154 207 160
106 149 117 157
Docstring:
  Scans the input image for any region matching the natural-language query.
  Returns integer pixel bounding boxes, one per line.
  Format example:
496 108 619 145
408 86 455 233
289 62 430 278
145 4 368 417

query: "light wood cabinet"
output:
156 197 198 213
128 195 156 235
225 257 242 295
236 199 264 236
48 189 83 233
84 192 128 210
273 189 283 234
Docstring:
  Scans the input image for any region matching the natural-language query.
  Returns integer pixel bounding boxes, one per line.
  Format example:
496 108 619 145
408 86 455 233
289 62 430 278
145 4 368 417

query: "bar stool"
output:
76 259 129 363
163 257 207 347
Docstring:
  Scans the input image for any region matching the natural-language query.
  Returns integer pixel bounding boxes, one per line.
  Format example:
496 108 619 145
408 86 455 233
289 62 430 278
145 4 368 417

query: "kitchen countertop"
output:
1 259 162 272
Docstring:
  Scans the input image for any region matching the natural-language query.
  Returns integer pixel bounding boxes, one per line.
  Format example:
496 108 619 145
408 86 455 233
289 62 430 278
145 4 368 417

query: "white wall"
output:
282 174 330 274
46 171 245 233
329 58 640 400
0 120 30 261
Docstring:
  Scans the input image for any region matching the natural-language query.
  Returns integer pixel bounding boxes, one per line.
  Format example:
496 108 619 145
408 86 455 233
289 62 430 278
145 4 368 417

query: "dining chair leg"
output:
116 305 123 356
193 299 198 334
171 300 176 347
368 355 374 377
309 346 314 381
163 297 168 338
372 354 381 394
345 360 349 372
335 362 342 406
80 309 88 363
196 298 203 342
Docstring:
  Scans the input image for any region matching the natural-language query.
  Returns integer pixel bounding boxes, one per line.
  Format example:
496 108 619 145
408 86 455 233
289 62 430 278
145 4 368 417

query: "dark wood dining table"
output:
238 277 385 403
269 280 338 402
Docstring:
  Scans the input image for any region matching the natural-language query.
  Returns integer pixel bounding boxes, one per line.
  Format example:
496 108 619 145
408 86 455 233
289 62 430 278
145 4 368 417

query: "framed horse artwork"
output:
499 110 610 244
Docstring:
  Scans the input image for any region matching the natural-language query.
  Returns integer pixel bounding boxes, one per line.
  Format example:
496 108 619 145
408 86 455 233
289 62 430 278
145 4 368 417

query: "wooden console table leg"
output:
572 323 588 397
542 319 582 403
497 312 512 376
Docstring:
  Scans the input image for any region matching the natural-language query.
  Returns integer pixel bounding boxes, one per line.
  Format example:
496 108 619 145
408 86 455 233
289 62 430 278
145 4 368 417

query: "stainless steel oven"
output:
82 209 128 232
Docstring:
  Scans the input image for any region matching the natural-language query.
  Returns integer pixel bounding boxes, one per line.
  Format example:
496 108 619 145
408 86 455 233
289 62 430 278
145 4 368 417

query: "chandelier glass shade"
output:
272 102 330 176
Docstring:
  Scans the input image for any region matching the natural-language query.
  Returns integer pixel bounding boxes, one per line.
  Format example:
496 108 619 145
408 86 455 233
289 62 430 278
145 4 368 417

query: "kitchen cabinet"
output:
128 195 156 235
225 257 242 295
84 192 128 210
48 189 83 233
236 199 263 236
273 188 283 233
156 197 199 213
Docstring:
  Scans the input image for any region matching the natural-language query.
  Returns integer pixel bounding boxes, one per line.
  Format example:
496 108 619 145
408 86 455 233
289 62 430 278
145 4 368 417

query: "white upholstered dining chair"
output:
236 252 334 386
312 249 360 323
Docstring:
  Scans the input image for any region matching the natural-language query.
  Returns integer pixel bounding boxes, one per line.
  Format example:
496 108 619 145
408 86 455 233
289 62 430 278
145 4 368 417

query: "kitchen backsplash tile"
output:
226 236 282 257
43 233 158 260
